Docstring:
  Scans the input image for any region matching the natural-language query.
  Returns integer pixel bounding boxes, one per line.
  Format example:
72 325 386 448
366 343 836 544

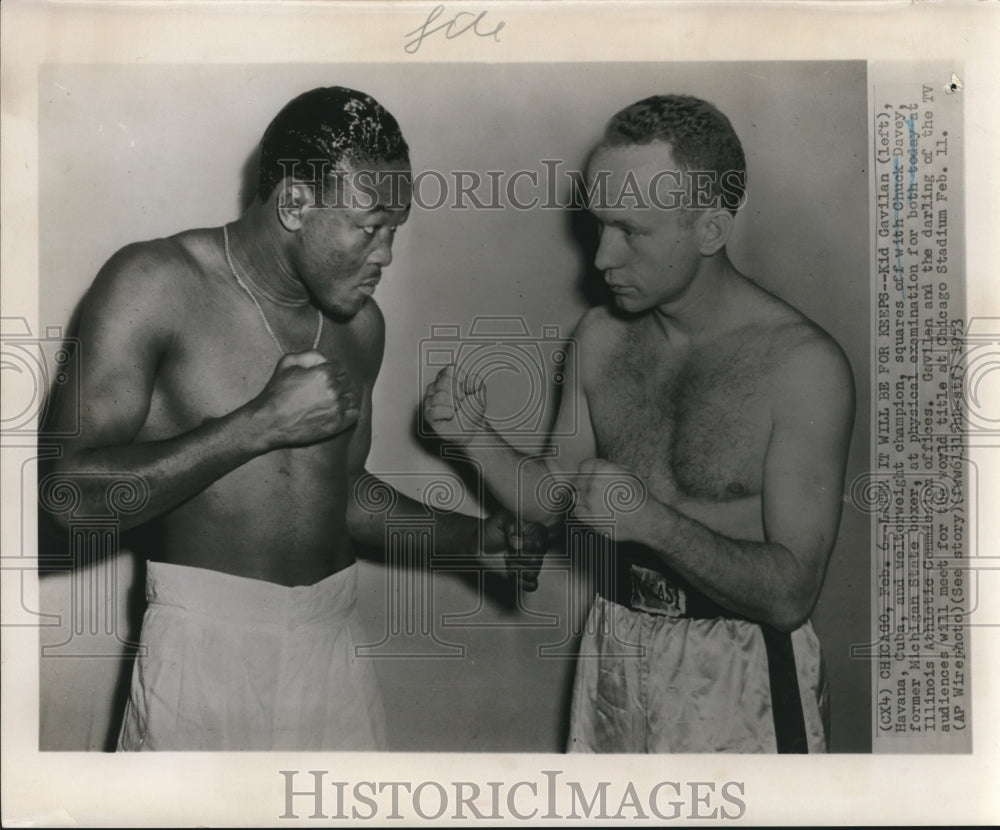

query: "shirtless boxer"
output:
44 86 543 751
423 94 855 752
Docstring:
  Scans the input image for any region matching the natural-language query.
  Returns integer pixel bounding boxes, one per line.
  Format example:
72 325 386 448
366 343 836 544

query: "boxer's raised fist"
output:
571 458 655 544
251 350 361 449
422 363 489 445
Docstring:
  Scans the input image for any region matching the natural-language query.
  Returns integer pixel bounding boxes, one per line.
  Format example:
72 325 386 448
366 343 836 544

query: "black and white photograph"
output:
34 59 871 757
2 1 998 826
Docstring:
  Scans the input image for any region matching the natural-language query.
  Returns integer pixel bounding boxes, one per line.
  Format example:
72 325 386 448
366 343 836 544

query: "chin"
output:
611 294 649 315
323 295 368 321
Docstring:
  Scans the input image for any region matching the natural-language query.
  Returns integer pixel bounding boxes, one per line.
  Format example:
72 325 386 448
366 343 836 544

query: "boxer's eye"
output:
362 224 400 239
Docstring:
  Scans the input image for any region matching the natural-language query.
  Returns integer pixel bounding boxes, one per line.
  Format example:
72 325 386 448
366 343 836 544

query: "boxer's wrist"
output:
628 496 673 549
453 419 502 449
234 399 280 455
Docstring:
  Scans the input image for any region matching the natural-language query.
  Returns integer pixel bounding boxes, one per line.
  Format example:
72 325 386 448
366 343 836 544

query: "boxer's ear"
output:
275 180 314 232
697 208 734 256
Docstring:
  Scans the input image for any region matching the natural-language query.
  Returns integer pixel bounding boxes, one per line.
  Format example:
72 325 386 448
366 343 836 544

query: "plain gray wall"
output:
38 61 871 751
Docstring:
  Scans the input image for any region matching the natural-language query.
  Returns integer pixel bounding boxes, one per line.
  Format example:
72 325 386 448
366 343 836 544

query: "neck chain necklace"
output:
223 224 322 354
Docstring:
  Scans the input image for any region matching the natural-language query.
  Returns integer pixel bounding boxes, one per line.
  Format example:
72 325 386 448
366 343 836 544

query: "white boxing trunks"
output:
117 560 386 751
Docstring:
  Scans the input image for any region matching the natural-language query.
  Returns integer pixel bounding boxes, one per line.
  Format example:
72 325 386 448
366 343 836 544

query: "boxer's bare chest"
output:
130 238 370 582
587 322 776 503
146 277 357 423
138 271 366 498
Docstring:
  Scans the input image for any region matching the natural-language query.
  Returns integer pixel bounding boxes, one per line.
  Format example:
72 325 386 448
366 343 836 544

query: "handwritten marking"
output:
892 156 907 299
404 4 504 55
906 115 918 202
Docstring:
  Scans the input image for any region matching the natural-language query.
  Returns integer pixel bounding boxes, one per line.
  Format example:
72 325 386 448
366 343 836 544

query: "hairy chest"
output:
588 340 774 501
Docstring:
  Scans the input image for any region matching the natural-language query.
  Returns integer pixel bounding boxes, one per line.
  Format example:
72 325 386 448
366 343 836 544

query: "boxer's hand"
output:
571 458 657 545
480 509 548 592
251 350 361 449
422 364 489 446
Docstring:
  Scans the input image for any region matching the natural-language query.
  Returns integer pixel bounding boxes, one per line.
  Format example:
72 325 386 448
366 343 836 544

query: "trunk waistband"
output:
596 561 742 620
144 560 358 627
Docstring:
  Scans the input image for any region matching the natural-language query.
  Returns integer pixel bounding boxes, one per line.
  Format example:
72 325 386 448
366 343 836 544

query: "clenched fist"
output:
422 364 489 446
570 458 656 544
251 350 361 449
480 509 549 592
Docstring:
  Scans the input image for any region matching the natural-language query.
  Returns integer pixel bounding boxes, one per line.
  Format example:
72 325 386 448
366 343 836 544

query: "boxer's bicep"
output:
547 332 597 475
345 299 384 484
61 245 179 455
762 337 855 594
345 385 374 481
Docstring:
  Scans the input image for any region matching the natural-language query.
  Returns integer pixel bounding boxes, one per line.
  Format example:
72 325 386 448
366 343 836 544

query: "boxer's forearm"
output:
346 477 544 587
346 476 481 557
455 432 564 526
633 503 819 631
46 406 269 534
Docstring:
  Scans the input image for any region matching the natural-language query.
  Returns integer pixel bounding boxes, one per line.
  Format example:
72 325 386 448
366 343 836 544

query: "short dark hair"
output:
257 86 410 202
604 94 746 214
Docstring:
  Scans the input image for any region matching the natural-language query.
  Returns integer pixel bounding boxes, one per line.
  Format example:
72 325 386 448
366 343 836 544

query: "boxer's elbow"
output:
41 451 105 533
768 556 822 632
768 600 814 633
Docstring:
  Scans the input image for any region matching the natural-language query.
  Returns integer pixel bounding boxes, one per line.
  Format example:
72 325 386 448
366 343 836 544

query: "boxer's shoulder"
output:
718 277 839 365
87 235 199 325
347 296 385 340
768 320 854 404
572 305 630 356
569 306 626 389
97 234 194 280
714 298 852 410
343 298 386 378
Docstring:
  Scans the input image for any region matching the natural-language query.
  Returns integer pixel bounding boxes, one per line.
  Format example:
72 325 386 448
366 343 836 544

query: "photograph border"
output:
2 1 998 826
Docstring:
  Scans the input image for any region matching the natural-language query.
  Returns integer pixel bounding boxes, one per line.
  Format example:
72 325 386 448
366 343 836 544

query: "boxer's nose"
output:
594 225 626 272
368 227 394 267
